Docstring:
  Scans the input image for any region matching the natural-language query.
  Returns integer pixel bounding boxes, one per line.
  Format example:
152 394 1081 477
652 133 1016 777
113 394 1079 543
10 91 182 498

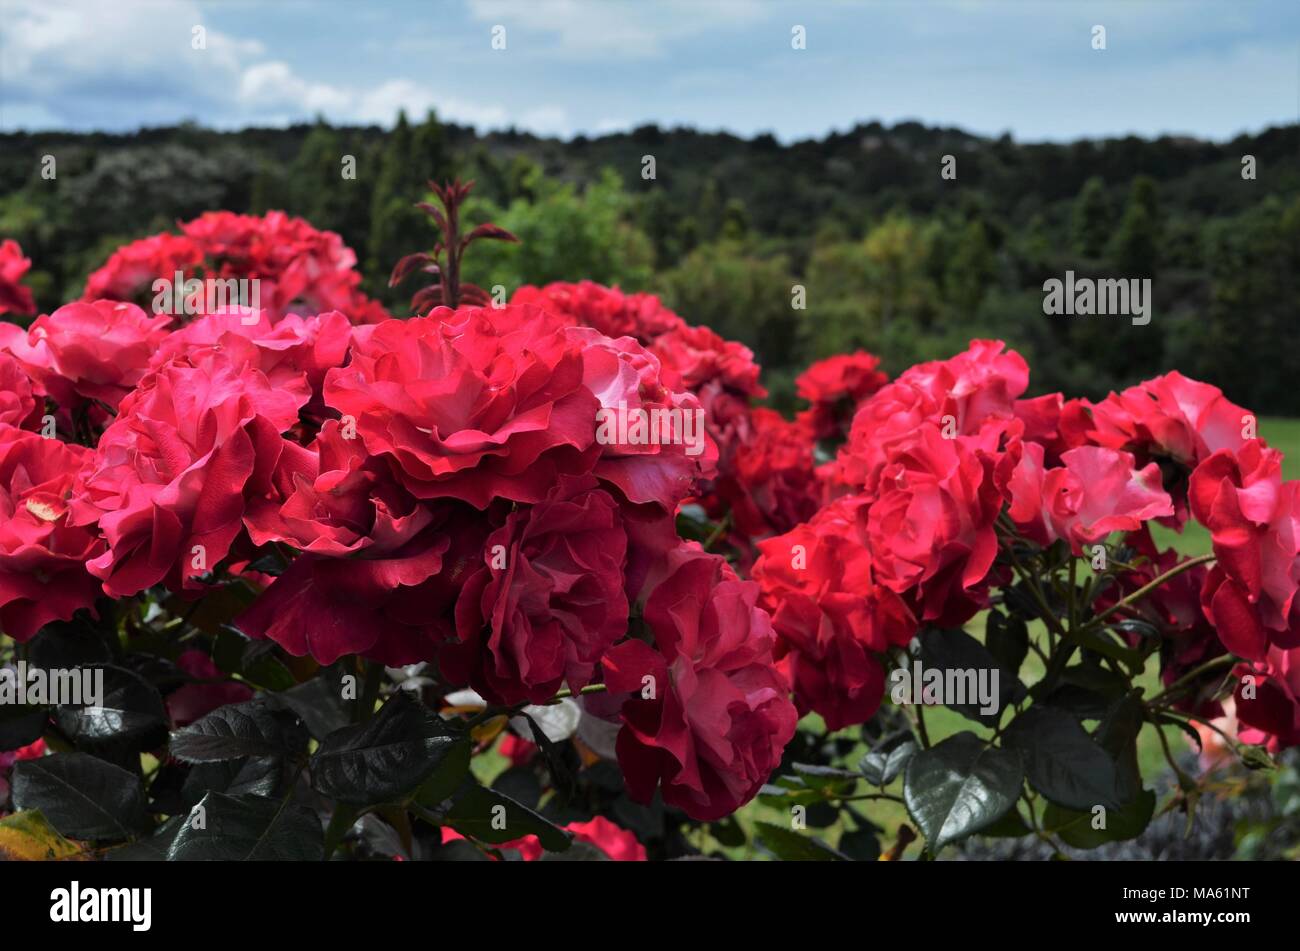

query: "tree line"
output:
1 113 1296 413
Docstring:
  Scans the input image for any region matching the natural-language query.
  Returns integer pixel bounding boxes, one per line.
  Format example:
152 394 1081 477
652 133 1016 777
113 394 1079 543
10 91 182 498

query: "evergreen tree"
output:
367 111 427 298
287 120 342 227
411 109 456 185
1111 174 1161 276
945 218 996 315
1072 176 1111 259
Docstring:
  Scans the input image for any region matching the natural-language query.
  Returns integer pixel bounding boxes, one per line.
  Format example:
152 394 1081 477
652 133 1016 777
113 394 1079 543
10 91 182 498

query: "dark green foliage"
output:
1 119 1296 411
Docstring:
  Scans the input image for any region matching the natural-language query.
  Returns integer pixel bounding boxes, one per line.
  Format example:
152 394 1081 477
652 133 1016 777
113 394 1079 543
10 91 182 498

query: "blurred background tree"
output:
1 117 1296 414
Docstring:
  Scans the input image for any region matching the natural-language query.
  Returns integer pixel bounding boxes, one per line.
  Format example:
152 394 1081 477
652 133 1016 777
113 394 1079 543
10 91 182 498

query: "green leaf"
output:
11 753 146 841
54 665 167 751
754 821 848 861
412 737 472 807
915 628 1021 726
986 611 1029 678
274 667 353 739
903 732 1023 851
183 752 292 804
311 692 459 805
105 817 186 861
791 762 860 789
444 780 572 852
758 776 824 808
26 616 114 670
538 841 610 861
1070 626 1144 675
165 792 324 861
518 709 576 803
1043 790 1156 848
859 741 916 786
0 810 86 860
709 815 746 848
837 827 881 861
0 700 46 752
979 807 1032 839
1002 706 1123 811
1093 691 1145 805
212 626 295 691
170 700 307 764
1042 662 1129 720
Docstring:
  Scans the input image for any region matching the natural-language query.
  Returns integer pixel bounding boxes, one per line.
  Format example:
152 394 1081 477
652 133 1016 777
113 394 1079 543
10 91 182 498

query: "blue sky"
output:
2 0 1297 143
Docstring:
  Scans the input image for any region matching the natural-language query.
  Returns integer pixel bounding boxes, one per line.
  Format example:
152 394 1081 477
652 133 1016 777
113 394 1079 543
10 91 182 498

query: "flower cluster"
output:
3 206 1294 860
83 211 390 325
0 237 797 823
509 281 820 547
756 339 1300 754
0 240 36 318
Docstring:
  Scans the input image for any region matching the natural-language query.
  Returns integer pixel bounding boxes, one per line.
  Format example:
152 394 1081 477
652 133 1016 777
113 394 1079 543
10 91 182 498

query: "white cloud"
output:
0 0 523 132
466 0 774 59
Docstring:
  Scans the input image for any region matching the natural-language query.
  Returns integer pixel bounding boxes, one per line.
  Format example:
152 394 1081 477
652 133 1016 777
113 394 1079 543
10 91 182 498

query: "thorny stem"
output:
1146 654 1238 708
914 701 932 749
1083 553 1215 633
1155 717 1196 791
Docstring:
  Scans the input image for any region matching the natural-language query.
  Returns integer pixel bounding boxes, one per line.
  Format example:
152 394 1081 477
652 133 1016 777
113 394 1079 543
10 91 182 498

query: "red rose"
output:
603 546 796 821
0 425 103 640
151 308 352 415
238 422 486 665
512 281 685 343
1189 441 1300 660
563 816 647 860
179 211 381 322
837 340 1027 496
0 239 37 316
84 213 388 325
2 300 172 410
70 349 308 597
442 475 630 705
1085 371 1253 469
835 379 938 495
997 442 1173 554
795 351 888 441
577 327 717 512
1011 393 1095 465
797 351 888 406
754 495 915 729
0 353 38 430
83 233 203 304
1233 646 1300 752
649 323 766 400
865 422 1004 626
720 408 820 538
323 306 600 508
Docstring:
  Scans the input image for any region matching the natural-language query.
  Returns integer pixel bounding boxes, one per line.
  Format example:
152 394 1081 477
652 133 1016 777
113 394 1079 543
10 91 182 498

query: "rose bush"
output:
0 187 1294 862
